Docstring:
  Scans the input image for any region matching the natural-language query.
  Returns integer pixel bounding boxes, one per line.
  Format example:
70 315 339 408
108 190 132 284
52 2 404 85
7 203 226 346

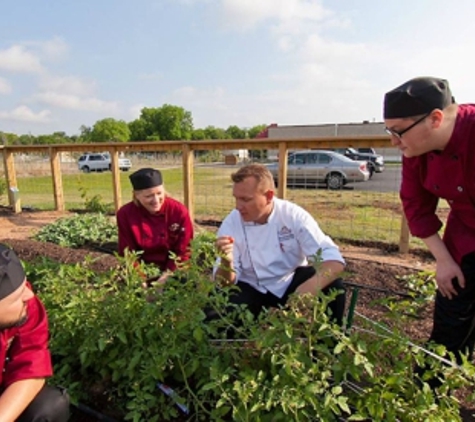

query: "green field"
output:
5 165 438 251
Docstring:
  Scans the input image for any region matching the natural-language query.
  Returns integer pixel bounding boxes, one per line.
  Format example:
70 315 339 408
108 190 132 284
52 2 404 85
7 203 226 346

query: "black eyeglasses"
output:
385 112 431 139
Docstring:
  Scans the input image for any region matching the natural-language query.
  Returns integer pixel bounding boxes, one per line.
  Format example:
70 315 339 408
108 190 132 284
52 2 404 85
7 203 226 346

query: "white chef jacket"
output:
214 197 345 298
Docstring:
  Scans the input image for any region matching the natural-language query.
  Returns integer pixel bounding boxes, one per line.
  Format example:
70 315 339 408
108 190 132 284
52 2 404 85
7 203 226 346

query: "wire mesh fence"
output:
0 146 447 251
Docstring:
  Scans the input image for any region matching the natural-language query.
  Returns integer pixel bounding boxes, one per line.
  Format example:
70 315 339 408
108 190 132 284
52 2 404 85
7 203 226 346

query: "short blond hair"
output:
231 164 275 192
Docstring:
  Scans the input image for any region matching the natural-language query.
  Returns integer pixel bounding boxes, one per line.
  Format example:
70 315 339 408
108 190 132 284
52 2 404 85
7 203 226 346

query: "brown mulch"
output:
0 209 473 421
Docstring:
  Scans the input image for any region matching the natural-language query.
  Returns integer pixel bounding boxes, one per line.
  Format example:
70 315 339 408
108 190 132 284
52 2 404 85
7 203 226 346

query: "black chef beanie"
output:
0 244 26 300
384 76 455 119
129 168 163 190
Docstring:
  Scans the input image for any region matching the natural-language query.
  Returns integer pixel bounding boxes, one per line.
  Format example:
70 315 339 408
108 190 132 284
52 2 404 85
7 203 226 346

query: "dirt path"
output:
0 209 71 239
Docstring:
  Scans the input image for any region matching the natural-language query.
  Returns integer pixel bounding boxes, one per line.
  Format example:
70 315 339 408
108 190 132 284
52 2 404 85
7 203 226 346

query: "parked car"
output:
332 147 385 176
267 150 370 190
77 152 132 173
356 147 377 154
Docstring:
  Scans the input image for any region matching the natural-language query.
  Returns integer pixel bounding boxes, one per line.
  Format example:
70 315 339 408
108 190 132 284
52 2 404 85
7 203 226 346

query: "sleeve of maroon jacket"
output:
165 203 194 271
400 156 443 239
3 296 53 387
117 205 139 257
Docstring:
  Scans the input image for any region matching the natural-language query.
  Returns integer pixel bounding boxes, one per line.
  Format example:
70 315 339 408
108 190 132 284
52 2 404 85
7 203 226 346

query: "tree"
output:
128 119 149 142
191 129 206 140
138 104 193 141
89 118 130 142
204 126 228 140
0 132 19 145
225 125 246 139
36 134 60 145
248 124 268 138
18 134 36 145
51 132 71 144
78 125 92 143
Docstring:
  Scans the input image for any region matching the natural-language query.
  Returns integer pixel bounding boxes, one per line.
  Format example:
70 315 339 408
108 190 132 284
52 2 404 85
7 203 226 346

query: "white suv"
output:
77 153 132 173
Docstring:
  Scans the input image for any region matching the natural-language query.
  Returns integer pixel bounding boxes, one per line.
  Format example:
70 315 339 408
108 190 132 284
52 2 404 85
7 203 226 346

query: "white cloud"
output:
171 86 228 110
0 106 51 123
31 92 119 113
38 74 97 97
0 45 43 73
128 103 145 119
220 0 333 31
34 72 120 115
38 37 69 59
0 77 12 94
22 37 70 60
299 34 369 65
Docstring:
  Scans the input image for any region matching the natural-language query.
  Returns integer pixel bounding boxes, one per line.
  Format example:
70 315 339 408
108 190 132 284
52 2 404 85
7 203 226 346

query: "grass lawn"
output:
10 165 439 250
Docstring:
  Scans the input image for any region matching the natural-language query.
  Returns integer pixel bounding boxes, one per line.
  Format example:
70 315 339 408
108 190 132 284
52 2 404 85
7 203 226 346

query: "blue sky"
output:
1 0 475 136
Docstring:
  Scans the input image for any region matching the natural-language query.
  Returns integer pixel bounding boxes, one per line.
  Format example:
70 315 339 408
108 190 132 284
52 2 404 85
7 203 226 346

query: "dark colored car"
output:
332 148 384 176
356 147 377 154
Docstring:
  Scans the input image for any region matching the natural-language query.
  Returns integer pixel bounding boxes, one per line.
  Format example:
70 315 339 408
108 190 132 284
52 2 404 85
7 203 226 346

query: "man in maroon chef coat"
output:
0 244 70 421
383 76 475 387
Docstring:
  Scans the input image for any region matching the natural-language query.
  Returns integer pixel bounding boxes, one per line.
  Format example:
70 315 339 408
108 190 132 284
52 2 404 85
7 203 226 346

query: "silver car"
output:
267 150 370 190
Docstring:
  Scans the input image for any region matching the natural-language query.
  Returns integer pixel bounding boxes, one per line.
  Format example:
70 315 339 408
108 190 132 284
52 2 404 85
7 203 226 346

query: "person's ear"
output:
265 189 274 202
430 109 444 129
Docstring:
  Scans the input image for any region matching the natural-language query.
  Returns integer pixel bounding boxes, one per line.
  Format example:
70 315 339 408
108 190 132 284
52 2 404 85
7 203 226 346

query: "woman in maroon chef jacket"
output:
117 168 194 285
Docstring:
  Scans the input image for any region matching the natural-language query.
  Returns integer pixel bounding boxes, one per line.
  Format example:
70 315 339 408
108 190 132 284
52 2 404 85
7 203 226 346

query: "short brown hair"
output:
231 164 275 192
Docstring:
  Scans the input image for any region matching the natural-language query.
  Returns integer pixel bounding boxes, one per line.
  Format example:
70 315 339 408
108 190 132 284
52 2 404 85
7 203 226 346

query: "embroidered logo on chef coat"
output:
277 226 294 242
169 223 181 232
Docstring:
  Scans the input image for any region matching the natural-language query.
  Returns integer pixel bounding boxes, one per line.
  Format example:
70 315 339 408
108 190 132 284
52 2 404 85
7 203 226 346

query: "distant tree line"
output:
0 104 267 145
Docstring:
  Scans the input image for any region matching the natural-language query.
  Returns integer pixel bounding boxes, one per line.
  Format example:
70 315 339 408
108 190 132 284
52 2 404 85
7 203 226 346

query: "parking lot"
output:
348 165 401 193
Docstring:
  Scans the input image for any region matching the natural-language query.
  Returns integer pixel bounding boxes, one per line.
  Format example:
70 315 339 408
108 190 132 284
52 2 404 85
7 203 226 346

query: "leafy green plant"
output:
376 270 436 320
34 213 117 247
24 246 475 421
78 184 114 214
24 222 475 421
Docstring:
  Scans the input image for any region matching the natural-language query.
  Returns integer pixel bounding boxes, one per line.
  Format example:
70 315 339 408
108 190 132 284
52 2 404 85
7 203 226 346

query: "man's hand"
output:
157 271 172 285
295 261 344 295
435 258 465 300
214 235 236 286
422 234 465 300
216 235 234 262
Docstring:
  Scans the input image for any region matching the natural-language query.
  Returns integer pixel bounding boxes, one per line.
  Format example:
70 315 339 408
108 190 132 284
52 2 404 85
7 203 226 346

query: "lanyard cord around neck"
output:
241 222 260 286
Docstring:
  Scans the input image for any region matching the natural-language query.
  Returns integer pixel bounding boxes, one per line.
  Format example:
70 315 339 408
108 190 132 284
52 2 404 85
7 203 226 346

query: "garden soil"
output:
0 208 473 422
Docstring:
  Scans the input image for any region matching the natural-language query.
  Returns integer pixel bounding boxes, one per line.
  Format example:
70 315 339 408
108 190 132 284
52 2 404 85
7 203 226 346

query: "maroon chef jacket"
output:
0 285 53 389
117 196 194 271
400 103 475 264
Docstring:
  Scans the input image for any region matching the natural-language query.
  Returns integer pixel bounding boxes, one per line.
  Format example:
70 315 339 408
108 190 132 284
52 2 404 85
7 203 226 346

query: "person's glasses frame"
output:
385 112 431 139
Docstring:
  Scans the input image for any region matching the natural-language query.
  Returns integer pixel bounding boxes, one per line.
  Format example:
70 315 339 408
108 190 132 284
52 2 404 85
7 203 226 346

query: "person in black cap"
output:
116 167 194 284
384 76 475 385
0 244 70 421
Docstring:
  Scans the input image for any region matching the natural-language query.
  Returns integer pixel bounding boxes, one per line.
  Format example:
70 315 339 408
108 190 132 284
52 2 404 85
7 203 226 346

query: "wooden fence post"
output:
3 150 21 213
399 214 410 254
278 142 288 199
110 149 122 213
50 148 65 211
182 144 194 220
